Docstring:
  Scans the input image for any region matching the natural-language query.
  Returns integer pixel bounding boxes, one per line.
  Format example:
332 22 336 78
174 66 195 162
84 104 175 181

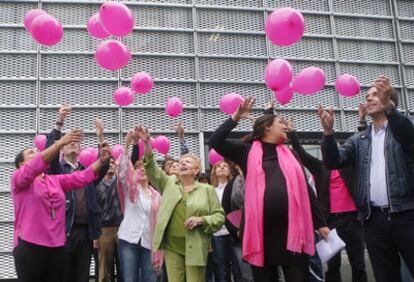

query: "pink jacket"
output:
11 154 97 249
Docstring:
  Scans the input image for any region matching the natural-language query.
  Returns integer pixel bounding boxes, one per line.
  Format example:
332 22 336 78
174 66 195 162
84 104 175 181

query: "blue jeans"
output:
212 235 234 282
206 252 214 282
118 239 156 282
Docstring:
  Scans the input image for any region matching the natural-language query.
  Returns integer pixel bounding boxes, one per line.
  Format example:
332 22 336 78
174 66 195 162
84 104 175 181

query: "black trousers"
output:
325 211 367 282
13 239 65 282
364 209 414 282
64 225 93 282
251 264 310 282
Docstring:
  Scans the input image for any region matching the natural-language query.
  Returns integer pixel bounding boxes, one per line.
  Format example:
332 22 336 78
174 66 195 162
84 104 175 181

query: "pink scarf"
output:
117 159 164 268
243 141 315 266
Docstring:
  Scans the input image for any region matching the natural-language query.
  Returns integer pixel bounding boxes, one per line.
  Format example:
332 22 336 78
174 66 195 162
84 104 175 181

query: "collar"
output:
372 121 388 134
62 159 80 170
102 176 116 186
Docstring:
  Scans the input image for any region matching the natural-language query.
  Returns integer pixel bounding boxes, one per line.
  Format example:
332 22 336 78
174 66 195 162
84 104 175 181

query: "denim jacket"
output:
321 108 414 220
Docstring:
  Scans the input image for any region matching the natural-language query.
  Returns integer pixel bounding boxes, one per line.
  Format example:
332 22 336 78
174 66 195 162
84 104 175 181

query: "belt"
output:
371 206 390 213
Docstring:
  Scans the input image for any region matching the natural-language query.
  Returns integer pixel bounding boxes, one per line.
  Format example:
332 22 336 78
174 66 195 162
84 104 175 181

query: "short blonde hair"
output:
210 160 232 187
179 153 201 171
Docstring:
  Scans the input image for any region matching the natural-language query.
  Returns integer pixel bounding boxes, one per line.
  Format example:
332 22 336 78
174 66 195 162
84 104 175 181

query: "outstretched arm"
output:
45 104 72 174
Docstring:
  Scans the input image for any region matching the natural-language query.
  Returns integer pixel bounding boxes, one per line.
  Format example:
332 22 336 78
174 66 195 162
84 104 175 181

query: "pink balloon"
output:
87 13 110 39
111 144 124 160
30 14 63 46
34 134 47 151
208 149 224 166
274 85 294 105
155 136 170 155
219 93 244 115
166 97 183 117
99 2 134 37
265 59 292 92
114 87 134 106
265 7 305 46
335 74 360 97
292 67 326 95
79 147 98 167
95 40 132 70
95 40 131 71
24 9 48 32
138 139 145 158
131 72 154 94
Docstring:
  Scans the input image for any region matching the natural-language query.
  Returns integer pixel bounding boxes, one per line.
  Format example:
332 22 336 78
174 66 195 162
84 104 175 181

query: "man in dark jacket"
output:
45 105 108 282
318 76 414 282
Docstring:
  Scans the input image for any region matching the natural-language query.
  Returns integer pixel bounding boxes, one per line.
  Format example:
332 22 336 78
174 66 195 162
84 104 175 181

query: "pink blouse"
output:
11 154 97 249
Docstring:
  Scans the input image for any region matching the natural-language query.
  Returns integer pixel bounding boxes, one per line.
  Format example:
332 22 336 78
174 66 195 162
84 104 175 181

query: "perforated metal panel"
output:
278 87 340 110
122 81 198 107
197 9 264 32
270 37 334 60
334 17 394 40
337 40 397 63
40 81 119 106
198 33 267 57
124 30 194 55
0 163 15 193
199 83 271 108
199 58 267 82
266 0 329 12
0 81 37 106
39 108 120 132
122 56 196 81
0 193 14 222
1 0 414 279
121 108 199 132
41 54 118 79
0 54 37 78
332 0 391 16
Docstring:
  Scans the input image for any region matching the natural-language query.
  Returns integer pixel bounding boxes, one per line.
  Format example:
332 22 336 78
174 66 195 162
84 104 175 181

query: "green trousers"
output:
164 249 206 282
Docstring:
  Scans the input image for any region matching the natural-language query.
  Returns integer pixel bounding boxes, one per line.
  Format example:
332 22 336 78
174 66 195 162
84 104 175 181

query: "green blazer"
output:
143 152 225 266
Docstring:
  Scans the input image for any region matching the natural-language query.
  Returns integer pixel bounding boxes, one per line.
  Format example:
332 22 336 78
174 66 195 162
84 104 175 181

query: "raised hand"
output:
124 130 138 147
318 104 334 135
231 96 256 122
283 117 294 132
373 75 392 106
358 103 366 123
264 100 276 112
58 129 84 146
174 122 185 140
58 104 72 124
135 126 150 143
94 118 104 143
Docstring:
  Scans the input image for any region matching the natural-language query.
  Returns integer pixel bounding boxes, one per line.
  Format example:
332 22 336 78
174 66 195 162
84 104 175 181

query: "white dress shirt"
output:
369 122 389 207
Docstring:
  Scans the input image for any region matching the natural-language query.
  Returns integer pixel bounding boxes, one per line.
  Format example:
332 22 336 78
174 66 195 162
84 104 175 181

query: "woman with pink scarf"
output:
209 97 329 282
117 130 162 282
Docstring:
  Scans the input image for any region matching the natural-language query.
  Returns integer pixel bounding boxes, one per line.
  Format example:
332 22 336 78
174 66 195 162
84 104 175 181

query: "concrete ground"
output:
89 250 376 281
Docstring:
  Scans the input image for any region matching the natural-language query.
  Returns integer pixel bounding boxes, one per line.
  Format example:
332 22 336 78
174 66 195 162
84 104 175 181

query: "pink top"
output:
11 154 97 249
329 170 357 214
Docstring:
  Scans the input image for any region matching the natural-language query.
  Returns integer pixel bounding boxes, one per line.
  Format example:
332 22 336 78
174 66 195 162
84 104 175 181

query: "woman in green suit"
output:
134 126 225 282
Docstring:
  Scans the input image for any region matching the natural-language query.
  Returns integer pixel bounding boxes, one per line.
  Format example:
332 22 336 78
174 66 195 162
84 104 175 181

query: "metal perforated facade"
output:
0 0 413 279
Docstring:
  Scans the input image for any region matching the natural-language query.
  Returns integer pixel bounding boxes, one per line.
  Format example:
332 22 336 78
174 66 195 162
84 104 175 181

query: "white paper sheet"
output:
316 229 346 263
